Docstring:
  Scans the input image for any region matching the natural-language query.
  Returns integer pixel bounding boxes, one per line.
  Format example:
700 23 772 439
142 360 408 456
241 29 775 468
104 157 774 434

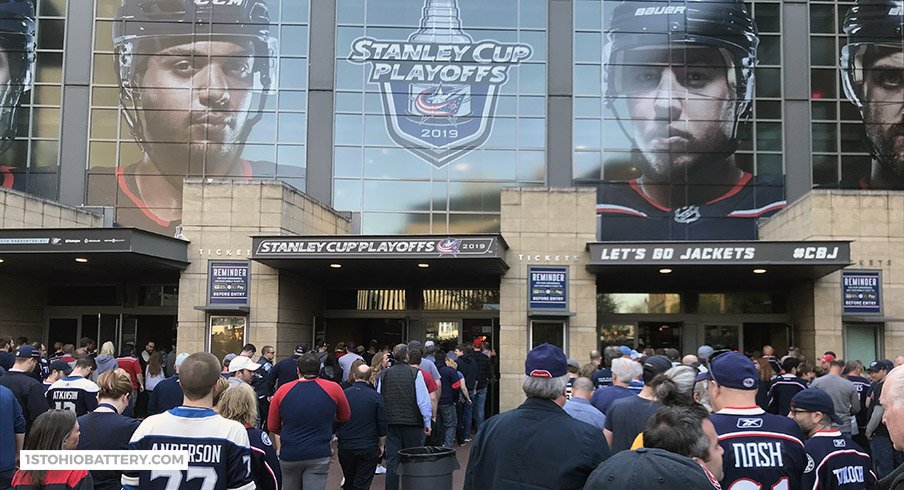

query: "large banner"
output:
86 0 305 237
595 0 785 241
0 0 61 200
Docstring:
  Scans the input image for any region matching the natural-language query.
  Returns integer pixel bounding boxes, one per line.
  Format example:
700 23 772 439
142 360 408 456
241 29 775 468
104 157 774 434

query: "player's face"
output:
861 47 904 181
63 421 80 450
622 45 736 182
701 418 724 481
136 40 255 166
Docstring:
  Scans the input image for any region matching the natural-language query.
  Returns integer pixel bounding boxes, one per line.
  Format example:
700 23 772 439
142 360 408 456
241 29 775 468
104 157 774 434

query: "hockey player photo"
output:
0 0 36 193
87 0 298 237
596 0 786 240
841 0 904 190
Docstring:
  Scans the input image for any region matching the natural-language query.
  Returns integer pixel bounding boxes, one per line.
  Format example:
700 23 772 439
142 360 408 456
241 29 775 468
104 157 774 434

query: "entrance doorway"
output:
45 313 176 355
638 322 682 351
321 317 407 349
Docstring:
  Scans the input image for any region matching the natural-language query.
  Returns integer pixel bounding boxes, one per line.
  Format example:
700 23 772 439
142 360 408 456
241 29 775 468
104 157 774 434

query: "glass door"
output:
704 324 741 351
530 319 566 350
637 322 682 351
844 323 881 364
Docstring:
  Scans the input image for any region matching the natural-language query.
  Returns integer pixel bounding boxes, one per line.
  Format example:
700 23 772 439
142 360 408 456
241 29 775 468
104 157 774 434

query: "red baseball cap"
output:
818 353 836 363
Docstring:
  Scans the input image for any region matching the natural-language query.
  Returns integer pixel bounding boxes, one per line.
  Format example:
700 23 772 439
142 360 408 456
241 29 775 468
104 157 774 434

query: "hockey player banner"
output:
595 0 786 241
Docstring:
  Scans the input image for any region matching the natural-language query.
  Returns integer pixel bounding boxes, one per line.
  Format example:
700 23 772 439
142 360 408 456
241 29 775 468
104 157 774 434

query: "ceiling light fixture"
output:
75 257 88 263
753 268 767 274
659 268 672 274
418 263 429 268
330 263 342 269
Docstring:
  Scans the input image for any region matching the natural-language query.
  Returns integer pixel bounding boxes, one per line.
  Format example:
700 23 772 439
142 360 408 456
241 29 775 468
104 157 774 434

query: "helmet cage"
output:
840 42 904 108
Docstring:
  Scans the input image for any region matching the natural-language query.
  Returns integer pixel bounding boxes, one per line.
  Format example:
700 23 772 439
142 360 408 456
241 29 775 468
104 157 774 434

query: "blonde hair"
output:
216 383 258 427
97 368 133 400
445 357 457 370
370 352 386 385
99 341 115 357
211 376 230 406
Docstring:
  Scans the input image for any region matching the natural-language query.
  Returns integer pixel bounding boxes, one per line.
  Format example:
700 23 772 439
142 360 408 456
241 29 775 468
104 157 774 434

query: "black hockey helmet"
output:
0 0 35 154
841 0 904 108
112 0 277 152
602 0 758 127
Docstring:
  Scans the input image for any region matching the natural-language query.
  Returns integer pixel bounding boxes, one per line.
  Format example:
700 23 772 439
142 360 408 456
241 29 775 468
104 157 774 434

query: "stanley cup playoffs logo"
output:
348 0 532 168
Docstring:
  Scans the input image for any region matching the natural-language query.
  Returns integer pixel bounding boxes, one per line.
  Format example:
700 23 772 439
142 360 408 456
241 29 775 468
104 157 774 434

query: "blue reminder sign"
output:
528 266 568 310
842 270 881 315
208 260 251 306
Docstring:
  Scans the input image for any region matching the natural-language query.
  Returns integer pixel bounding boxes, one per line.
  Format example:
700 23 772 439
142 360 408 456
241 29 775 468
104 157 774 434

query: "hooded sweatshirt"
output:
93 355 118 381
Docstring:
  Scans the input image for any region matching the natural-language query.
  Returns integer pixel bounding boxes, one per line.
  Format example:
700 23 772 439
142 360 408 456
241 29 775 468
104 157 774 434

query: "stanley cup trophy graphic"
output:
407 0 472 122
348 0 532 167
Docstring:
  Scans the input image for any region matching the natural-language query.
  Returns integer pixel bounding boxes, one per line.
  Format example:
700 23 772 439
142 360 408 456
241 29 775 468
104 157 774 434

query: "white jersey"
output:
122 406 254 490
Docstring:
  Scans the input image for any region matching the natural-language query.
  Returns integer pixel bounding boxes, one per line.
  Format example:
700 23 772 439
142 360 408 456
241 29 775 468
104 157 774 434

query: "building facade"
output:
0 0 901 411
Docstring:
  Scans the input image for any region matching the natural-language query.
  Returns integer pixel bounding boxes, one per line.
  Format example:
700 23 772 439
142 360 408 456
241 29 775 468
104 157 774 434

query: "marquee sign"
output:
347 0 532 167
252 235 503 259
587 241 851 265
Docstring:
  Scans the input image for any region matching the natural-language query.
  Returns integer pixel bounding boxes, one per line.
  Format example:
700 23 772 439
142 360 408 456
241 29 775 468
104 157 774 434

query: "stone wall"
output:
498 187 597 411
759 190 904 359
177 180 350 355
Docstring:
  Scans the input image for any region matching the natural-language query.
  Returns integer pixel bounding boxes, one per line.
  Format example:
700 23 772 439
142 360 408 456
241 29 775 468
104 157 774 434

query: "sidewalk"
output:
324 442 472 488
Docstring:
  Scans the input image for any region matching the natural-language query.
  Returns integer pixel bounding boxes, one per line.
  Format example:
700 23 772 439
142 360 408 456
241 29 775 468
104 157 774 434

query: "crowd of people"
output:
0 335 496 490
1 333 903 489
463 343 904 489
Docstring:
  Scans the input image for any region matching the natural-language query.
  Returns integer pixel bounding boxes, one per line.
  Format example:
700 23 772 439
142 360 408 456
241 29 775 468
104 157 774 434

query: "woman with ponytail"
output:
12 410 92 490
75 368 141 490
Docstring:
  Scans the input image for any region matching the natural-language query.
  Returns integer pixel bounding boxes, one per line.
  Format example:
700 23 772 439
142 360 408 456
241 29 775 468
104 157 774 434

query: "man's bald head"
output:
354 363 373 381
895 356 904 368
682 355 699 366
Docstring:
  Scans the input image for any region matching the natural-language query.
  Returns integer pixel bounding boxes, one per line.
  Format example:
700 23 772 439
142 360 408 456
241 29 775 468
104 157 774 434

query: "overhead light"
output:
753 268 767 274
659 268 672 274
330 263 341 269
0 258 4 263
417 263 429 268
75 257 88 263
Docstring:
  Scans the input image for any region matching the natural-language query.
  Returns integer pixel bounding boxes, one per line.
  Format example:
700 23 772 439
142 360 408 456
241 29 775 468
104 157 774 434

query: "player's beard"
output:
866 120 904 185
142 109 246 178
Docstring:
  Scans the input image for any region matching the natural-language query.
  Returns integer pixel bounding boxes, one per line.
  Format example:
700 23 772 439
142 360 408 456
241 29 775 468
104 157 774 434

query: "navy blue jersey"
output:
246 427 280 490
46 376 99 417
712 407 808 490
767 375 809 416
801 431 877 490
846 376 870 429
122 407 253 490
597 173 786 240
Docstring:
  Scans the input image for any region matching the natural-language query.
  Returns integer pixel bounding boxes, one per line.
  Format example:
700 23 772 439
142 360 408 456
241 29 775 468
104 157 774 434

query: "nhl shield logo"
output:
674 205 701 224
348 0 532 168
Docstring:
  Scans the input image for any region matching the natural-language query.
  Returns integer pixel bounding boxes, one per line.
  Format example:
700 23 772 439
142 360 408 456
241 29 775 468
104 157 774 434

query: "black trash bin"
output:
397 446 460 490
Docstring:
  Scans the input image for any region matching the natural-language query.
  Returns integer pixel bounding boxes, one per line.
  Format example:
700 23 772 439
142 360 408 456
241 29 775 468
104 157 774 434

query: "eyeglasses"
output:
788 408 811 414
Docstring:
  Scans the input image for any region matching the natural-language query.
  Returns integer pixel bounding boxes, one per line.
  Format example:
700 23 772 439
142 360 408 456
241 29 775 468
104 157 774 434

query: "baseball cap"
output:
697 351 758 390
697 345 714 360
174 352 190 368
228 355 262 373
49 359 72 375
791 389 843 425
618 345 632 356
472 338 483 348
567 358 581 370
818 353 836 363
424 340 435 349
15 345 40 359
642 355 672 384
525 343 568 378
583 448 719 489
315 340 327 349
223 353 237 366
867 360 893 372
294 343 307 355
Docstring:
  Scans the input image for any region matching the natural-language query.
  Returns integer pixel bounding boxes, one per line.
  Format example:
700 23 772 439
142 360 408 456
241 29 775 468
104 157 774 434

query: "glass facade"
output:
86 0 309 236
0 0 897 240
334 0 547 234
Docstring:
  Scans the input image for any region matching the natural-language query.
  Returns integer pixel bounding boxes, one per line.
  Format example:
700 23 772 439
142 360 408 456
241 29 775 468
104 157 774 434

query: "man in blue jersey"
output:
789 389 877 489
123 352 254 490
701 350 808 489
46 356 99 416
597 0 785 240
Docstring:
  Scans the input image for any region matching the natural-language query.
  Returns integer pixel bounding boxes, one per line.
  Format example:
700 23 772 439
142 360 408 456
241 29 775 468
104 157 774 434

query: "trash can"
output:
397 446 460 490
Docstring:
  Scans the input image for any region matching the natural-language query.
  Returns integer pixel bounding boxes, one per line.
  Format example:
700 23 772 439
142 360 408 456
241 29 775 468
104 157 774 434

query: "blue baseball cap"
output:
867 360 894 372
697 351 758 390
295 343 308 354
525 343 568 378
49 359 72 375
15 345 40 359
791 389 843 425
